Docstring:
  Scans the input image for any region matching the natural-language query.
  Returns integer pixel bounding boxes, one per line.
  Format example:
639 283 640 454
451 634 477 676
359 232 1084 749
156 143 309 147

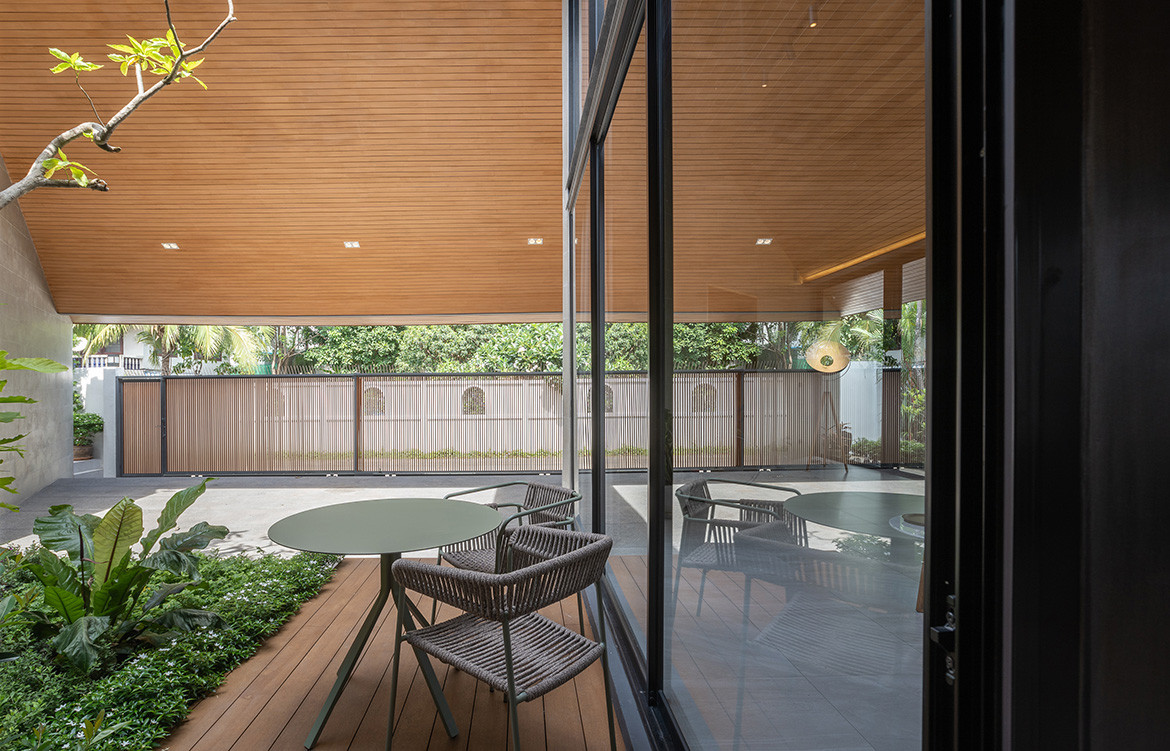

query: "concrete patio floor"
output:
2 465 925 558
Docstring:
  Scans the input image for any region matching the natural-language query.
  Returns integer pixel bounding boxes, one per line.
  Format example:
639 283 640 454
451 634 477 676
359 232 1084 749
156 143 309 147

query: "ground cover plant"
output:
0 547 339 750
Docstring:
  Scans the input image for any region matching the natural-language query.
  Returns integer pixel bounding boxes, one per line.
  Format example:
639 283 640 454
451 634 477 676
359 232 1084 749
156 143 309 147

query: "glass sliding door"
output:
600 25 652 657
664 1 927 749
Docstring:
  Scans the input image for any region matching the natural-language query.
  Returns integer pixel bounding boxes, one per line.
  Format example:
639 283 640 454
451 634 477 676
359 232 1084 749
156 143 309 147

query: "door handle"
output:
930 594 957 685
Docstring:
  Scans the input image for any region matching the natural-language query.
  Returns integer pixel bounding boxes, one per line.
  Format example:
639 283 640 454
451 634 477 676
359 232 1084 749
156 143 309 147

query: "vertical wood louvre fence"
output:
118 370 923 477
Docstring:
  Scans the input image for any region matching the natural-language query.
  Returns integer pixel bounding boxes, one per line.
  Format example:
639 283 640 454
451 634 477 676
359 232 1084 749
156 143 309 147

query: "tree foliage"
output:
76 324 263 376
302 326 404 374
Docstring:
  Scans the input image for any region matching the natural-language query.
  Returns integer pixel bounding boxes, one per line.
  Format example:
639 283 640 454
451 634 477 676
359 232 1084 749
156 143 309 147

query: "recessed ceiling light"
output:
161 242 179 249
527 237 544 245
343 241 360 248
756 238 773 245
808 6 818 27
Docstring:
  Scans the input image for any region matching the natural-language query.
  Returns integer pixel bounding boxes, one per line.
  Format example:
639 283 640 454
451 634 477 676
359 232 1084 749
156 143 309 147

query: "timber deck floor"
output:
162 557 624 751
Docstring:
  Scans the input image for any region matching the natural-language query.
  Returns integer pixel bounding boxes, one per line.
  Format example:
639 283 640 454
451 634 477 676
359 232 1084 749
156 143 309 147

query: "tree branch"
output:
75 71 105 125
95 0 235 151
0 1 235 212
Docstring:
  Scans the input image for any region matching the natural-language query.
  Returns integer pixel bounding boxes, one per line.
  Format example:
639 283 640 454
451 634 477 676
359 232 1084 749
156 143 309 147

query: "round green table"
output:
783 491 925 540
268 497 503 749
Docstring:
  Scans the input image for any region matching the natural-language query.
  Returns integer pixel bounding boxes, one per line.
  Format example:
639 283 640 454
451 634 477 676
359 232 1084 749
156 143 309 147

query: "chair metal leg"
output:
576 591 585 636
385 584 407 751
501 620 522 751
696 570 708 617
430 555 442 624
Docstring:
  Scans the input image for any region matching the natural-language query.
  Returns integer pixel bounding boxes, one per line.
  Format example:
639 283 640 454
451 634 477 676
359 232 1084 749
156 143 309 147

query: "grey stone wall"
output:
0 155 73 497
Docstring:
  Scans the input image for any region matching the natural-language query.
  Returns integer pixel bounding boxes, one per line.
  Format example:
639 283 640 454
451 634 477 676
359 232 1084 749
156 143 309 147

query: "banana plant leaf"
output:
32 505 99 564
140 478 211 555
158 521 228 553
52 615 110 672
91 499 143 587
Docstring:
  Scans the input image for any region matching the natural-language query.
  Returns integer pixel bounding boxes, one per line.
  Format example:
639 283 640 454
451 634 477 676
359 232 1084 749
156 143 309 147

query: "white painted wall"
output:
0 156 74 496
839 360 883 442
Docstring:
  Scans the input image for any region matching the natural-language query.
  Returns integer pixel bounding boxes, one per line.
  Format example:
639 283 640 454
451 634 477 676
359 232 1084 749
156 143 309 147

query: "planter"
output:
74 444 94 460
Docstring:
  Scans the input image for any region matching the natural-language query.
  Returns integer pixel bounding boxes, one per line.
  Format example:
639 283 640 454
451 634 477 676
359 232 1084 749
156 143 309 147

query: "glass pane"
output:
665 1 928 748
601 25 650 655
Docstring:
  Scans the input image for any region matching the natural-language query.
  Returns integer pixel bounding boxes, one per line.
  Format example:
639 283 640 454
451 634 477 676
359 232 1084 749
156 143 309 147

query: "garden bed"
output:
0 549 340 750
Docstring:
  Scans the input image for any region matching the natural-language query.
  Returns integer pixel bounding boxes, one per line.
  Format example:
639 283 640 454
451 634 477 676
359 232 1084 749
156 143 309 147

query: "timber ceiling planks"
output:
0 0 924 323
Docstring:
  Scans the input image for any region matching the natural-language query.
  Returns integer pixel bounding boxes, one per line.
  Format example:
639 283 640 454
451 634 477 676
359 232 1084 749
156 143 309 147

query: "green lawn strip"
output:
0 550 340 751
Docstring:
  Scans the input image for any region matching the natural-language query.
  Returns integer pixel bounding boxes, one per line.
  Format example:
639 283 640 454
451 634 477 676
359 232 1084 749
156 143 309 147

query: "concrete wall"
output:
0 155 73 496
75 369 117 477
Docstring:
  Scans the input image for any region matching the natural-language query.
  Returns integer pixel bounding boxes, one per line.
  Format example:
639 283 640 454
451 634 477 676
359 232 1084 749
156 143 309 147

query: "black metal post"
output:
159 376 168 475
354 375 362 473
646 0 672 700
591 142 607 534
734 369 744 467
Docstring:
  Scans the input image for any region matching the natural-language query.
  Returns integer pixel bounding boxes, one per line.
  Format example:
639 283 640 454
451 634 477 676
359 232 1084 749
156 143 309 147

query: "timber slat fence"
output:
117 369 921 476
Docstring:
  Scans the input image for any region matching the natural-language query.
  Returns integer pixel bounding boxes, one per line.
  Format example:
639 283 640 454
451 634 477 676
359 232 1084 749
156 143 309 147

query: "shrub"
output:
72 412 104 447
851 437 882 463
0 549 339 750
21 480 226 672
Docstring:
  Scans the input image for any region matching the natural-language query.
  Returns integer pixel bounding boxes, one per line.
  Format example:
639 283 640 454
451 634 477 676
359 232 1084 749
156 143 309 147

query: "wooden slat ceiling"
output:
0 0 923 324
602 0 925 321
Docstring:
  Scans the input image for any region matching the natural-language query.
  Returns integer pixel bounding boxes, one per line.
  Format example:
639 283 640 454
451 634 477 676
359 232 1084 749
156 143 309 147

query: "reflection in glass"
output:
663 0 927 748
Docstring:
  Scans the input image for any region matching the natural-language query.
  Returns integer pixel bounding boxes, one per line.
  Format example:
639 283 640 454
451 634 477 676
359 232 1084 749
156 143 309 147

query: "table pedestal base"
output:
304 553 457 749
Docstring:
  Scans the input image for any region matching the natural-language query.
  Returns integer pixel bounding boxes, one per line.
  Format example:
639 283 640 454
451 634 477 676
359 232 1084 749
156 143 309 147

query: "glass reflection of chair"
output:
435 481 582 623
672 478 803 617
388 526 617 751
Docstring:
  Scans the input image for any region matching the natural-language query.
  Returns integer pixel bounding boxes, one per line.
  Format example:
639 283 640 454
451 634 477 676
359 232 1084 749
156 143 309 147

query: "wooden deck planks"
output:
162 558 626 751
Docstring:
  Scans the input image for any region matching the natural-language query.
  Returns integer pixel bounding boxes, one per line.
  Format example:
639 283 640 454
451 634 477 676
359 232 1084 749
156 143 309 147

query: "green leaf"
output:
0 412 23 423
141 479 211 555
0 395 35 404
140 580 194 612
0 499 17 509
0 595 17 623
33 504 97 564
150 608 221 632
159 520 228 553
50 62 71 74
186 57 206 71
91 498 143 587
0 478 16 495
193 75 207 90
119 59 130 76
107 43 134 53
140 549 200 579
43 586 85 624
90 560 149 619
52 615 109 672
32 548 82 596
0 356 67 373
48 48 72 62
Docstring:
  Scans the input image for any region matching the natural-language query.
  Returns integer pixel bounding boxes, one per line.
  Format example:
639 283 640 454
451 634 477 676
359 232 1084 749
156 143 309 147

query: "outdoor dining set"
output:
267 478 925 750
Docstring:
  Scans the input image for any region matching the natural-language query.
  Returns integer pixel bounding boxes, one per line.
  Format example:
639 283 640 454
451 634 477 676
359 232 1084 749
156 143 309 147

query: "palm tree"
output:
77 324 263 376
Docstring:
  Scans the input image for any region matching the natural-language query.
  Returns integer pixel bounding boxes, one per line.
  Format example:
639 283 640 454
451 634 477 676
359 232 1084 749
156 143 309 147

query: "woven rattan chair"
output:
434 481 581 623
439 481 581 572
673 478 802 617
389 526 616 751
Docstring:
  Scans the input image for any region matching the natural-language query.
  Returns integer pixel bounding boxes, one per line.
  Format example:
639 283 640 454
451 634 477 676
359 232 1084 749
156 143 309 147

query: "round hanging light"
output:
804 340 850 373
